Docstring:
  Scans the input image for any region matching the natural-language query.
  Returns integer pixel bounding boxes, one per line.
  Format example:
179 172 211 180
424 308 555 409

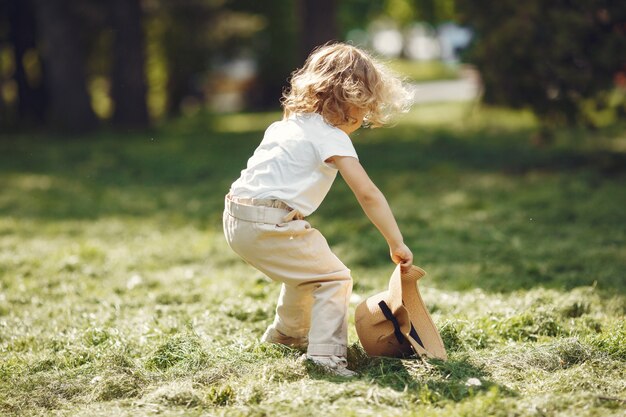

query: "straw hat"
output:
355 264 447 359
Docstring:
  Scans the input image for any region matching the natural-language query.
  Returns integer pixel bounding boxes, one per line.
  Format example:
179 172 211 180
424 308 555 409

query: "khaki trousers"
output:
223 195 352 357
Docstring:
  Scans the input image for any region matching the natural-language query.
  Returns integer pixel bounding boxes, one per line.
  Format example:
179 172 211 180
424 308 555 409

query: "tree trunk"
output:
7 0 46 126
109 0 149 128
298 0 339 62
241 0 298 109
31 0 97 132
160 4 214 117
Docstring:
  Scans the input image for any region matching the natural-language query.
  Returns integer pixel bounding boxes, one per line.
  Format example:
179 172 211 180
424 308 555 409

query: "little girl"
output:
223 43 413 377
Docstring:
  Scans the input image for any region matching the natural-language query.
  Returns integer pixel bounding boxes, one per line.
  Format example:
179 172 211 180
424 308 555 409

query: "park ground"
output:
0 103 625 416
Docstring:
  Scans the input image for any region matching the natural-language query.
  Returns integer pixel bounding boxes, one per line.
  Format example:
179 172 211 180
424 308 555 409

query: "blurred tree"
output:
458 0 626 132
412 0 457 24
31 0 98 132
248 0 342 108
338 0 385 37
6 0 46 127
147 0 272 113
338 0 457 34
385 0 416 26
150 1 216 116
109 0 149 128
1 0 150 131
235 0 298 109
298 0 339 61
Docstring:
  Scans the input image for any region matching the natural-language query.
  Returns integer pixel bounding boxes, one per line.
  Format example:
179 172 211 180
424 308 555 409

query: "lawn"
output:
1 104 625 416
385 59 460 82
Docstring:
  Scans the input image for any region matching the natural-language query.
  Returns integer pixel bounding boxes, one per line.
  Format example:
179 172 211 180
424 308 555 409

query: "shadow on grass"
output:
1 120 625 294
354 347 515 404
301 344 516 405
359 127 626 178
1 125 624 222
384 358 509 401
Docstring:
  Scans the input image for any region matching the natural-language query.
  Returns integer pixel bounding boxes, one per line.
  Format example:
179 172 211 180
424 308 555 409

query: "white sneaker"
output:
261 326 308 349
300 354 358 377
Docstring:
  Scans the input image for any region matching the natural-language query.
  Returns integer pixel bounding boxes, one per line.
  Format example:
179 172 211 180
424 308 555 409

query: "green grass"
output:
1 103 625 416
385 59 460 82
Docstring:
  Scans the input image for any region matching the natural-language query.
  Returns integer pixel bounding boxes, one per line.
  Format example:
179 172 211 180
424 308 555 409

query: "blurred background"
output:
0 0 624 134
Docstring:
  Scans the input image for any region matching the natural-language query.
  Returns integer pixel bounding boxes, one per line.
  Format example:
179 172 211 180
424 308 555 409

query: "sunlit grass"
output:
211 111 283 133
0 103 625 416
396 102 538 130
385 59 460 82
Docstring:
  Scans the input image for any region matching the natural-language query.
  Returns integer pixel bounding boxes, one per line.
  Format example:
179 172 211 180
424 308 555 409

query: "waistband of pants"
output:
225 194 304 224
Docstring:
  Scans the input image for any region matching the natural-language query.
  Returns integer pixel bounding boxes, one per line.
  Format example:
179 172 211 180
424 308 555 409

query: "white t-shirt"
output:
229 113 358 216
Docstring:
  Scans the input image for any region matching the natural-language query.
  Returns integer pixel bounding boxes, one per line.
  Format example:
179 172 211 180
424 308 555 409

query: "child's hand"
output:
390 243 413 273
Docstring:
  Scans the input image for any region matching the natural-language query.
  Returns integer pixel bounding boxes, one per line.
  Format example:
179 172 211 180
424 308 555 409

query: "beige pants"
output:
223 195 352 357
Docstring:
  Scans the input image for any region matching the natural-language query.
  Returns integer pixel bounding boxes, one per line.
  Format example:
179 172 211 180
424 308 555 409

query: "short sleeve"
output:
316 130 359 166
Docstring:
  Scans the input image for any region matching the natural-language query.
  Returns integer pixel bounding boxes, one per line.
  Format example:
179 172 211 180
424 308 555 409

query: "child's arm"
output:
330 155 413 272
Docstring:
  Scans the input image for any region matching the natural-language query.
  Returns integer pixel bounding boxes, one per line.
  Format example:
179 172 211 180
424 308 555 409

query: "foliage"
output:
458 0 626 128
0 105 625 416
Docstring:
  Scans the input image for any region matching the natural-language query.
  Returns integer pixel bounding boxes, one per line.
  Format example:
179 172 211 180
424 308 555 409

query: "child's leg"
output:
261 283 312 348
266 278 352 356
271 283 314 338
257 250 352 357
268 273 352 357
306 277 352 357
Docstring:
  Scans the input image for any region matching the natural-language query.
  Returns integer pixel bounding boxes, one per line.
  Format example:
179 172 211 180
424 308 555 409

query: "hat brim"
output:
395 265 447 360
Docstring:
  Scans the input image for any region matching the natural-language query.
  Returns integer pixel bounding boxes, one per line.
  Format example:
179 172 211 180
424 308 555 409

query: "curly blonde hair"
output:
281 43 412 128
